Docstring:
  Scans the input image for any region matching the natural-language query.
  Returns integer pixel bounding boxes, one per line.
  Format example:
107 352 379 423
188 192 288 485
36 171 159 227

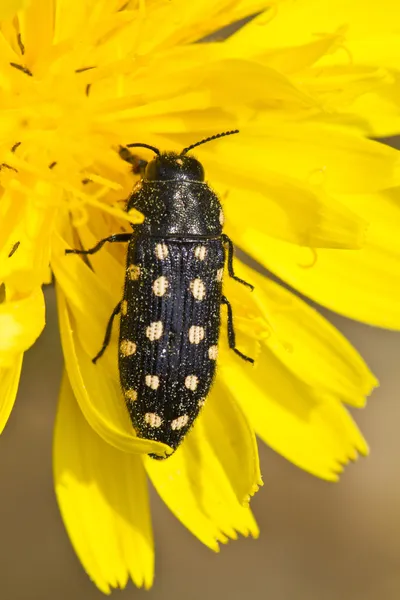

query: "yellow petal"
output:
0 355 23 434
0 287 45 367
220 351 368 482
348 80 400 138
213 126 400 195
0 184 58 293
0 0 30 20
146 386 259 550
200 379 262 505
234 188 400 329
56 286 171 457
223 260 377 407
54 373 154 593
240 0 400 56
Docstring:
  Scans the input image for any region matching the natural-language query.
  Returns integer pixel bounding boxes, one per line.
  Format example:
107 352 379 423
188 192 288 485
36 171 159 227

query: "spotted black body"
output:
66 131 254 457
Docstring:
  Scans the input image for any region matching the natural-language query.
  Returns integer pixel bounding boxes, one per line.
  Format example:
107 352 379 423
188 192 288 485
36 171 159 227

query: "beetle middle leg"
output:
66 233 131 256
221 295 254 364
221 234 254 291
92 301 122 364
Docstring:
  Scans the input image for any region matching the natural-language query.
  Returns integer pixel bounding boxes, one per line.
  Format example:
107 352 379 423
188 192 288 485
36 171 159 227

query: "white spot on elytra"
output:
144 412 162 427
190 278 206 300
188 325 205 344
208 345 218 360
121 300 128 315
185 375 198 391
146 321 163 340
145 375 160 390
125 389 138 402
120 339 137 356
128 264 140 280
219 209 224 226
198 398 206 407
216 268 223 282
155 243 168 260
194 245 207 260
152 276 169 297
171 415 189 430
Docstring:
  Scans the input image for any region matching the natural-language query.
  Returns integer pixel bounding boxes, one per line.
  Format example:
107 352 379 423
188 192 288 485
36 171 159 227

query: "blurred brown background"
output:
0 286 399 600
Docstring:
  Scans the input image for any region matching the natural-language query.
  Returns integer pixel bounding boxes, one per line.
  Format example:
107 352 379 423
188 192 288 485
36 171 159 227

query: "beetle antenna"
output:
126 143 161 156
180 130 239 156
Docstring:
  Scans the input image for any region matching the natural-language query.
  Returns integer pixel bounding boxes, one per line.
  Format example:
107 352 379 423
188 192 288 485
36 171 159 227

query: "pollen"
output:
208 345 218 360
188 325 205 344
120 339 137 356
121 300 128 315
145 375 160 389
190 278 206 300
216 268 224 282
155 243 169 260
146 321 163 340
152 276 169 296
219 209 224 226
194 245 207 260
144 413 163 427
185 375 198 391
171 415 189 430
128 264 141 280
125 389 138 402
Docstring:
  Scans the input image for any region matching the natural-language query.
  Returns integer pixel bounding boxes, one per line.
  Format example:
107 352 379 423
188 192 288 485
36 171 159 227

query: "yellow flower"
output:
1 0 400 593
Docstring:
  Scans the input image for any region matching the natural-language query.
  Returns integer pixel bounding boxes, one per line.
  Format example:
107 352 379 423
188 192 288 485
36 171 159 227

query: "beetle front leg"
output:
221 234 254 291
65 233 131 256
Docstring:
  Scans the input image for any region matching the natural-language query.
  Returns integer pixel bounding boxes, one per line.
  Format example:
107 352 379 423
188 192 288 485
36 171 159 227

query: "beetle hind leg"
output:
92 301 122 363
221 295 254 364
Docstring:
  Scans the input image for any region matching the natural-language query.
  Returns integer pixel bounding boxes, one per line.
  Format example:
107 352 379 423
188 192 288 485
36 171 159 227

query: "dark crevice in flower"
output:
118 2 130 11
17 33 25 55
0 163 18 173
8 242 20 258
196 11 263 43
75 66 97 73
9 62 32 77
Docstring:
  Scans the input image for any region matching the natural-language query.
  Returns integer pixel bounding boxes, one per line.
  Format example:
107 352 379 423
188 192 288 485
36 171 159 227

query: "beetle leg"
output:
66 233 131 256
221 234 254 291
221 295 254 364
92 301 122 364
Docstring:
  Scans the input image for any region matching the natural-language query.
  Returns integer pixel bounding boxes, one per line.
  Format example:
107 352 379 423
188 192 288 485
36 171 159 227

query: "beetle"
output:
66 130 254 457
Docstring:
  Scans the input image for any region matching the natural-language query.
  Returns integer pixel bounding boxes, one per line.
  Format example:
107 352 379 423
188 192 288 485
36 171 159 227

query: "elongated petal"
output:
56 286 170 457
200 380 262 506
54 373 154 593
223 259 377 407
52 226 170 456
234 188 400 329
220 126 400 195
0 287 45 367
220 350 368 482
239 0 400 58
146 384 260 550
0 355 23 434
